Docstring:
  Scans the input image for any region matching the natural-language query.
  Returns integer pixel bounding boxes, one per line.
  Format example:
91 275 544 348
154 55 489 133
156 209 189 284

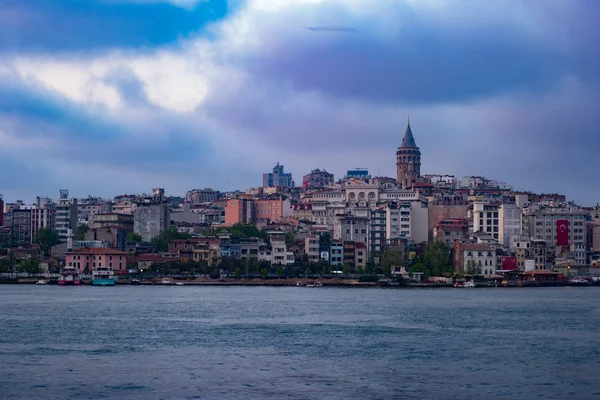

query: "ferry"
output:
92 266 115 286
58 265 81 286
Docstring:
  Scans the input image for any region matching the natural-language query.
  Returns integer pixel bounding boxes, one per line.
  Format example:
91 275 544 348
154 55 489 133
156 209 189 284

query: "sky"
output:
0 0 599 204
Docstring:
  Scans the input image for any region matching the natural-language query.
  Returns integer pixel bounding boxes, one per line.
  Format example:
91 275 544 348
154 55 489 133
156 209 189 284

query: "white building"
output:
55 191 78 242
472 201 500 242
498 203 521 247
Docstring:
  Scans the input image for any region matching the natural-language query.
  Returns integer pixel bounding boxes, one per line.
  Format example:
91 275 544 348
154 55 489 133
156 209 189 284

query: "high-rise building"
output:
396 117 421 189
133 189 170 242
262 163 293 188
55 190 78 242
11 208 32 246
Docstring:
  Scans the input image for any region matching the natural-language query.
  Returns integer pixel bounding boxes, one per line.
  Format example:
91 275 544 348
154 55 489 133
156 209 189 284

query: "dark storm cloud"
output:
0 0 229 53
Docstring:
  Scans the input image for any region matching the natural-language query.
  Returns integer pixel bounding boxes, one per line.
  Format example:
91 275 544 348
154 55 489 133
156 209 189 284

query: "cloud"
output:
0 0 599 204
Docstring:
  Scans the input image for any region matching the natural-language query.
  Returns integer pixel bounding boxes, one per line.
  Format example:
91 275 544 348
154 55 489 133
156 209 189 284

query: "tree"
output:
382 248 404 275
408 241 453 279
304 266 312 277
343 264 350 275
260 268 268 279
0 257 10 273
17 259 42 277
0 232 11 249
127 232 143 243
75 224 89 240
284 231 295 246
152 225 191 251
34 228 61 257
235 267 243 279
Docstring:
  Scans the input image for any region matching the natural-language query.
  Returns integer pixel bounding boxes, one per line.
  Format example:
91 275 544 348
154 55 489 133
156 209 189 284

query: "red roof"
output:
69 247 127 255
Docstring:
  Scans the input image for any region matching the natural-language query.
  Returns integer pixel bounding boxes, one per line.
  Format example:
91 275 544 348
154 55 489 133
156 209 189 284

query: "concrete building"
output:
84 227 127 252
396 118 421 189
521 204 587 265
471 201 501 241
0 195 4 227
224 198 253 226
133 191 170 242
304 235 320 263
336 215 370 248
254 197 292 223
453 242 497 277
185 188 219 205
302 169 334 188
270 235 288 265
263 163 293 188
329 241 343 267
434 218 470 246
55 191 78 242
498 203 521 247
94 213 134 234
11 208 32 246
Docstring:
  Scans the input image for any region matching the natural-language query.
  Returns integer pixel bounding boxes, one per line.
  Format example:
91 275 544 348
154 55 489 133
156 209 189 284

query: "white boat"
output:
175 282 184 286
92 266 115 286
160 278 172 285
464 280 476 288
36 280 48 285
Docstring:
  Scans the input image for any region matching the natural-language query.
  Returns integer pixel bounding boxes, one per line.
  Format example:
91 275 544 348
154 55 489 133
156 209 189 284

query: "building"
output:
224 198 253 226
94 212 135 233
329 241 343 267
55 190 78 242
185 188 219 205
292 203 313 222
521 204 587 265
254 197 292 223
345 169 370 180
270 235 289 265
302 169 334 188
11 208 32 246
434 218 470 246
336 215 370 249
355 242 367 269
263 163 293 188
304 235 320 263
0 195 4 227
84 227 127 252
133 191 170 242
471 201 501 241
65 247 128 274
396 117 421 189
453 242 497 277
498 203 521 247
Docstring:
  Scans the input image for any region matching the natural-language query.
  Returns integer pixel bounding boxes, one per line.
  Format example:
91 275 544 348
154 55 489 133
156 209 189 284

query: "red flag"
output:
556 220 569 246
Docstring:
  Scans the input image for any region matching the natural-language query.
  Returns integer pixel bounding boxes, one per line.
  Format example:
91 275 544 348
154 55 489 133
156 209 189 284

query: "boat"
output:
568 278 590 286
92 266 115 286
131 279 142 285
306 281 323 288
175 282 184 286
160 278 172 285
58 265 81 286
464 280 476 288
36 280 48 285
453 280 464 288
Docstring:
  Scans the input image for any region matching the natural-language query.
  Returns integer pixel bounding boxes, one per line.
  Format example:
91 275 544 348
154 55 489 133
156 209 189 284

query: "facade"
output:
262 163 293 188
498 203 521 247
55 193 78 242
185 188 218 205
254 197 292 223
65 247 127 274
302 169 334 188
11 208 32 246
453 242 497 277
396 118 421 189
224 198 253 226
0 196 4 226
292 204 313 222
329 241 343 267
270 235 288 265
521 204 587 265
336 215 370 248
355 243 367 269
472 201 501 241
434 218 470 246
304 235 320 263
94 213 134 233
84 227 127 251
133 196 170 242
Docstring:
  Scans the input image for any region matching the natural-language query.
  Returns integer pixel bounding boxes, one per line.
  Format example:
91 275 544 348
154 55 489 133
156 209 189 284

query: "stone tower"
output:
396 116 421 189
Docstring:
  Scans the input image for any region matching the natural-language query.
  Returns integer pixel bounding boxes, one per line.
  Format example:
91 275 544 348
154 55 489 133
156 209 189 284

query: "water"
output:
1 286 600 400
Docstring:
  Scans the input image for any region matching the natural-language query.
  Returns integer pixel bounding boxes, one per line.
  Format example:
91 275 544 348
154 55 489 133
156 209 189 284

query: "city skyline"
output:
1 0 599 203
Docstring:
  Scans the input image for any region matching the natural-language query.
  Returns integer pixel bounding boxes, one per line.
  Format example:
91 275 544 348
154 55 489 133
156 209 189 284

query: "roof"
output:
69 247 127 255
460 243 495 251
400 122 418 148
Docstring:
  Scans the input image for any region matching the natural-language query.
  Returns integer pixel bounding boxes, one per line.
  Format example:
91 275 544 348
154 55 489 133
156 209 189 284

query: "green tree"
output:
284 231 295 246
34 228 61 257
275 266 283 277
75 224 89 240
127 232 143 243
408 241 453 279
304 266 312 277
382 247 404 275
260 268 268 279
17 259 42 277
235 267 243 279
0 257 11 273
151 225 191 251
343 264 350 275
0 232 11 249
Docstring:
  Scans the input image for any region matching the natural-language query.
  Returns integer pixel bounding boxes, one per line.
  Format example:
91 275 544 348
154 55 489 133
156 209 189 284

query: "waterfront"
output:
1 286 600 399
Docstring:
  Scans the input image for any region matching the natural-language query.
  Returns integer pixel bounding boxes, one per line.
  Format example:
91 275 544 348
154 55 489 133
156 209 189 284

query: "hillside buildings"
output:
133 189 170 242
302 169 334 188
263 163 293 188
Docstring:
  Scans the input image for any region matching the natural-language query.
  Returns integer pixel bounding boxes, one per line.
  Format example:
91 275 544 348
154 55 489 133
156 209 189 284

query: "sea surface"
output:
1 285 600 400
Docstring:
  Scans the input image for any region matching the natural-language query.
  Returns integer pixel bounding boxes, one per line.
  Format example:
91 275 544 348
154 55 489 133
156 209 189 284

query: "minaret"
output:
396 116 421 189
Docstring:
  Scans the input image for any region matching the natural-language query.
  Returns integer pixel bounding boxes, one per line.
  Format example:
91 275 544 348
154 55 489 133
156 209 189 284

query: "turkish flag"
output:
556 220 569 246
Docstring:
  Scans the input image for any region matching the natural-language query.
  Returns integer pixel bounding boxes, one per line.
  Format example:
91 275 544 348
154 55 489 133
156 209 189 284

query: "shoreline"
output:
1 277 594 288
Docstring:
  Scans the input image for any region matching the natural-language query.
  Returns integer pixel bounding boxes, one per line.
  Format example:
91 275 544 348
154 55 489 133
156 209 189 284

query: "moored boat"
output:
58 265 81 286
36 280 48 285
92 266 115 286
131 279 142 285
464 280 476 288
